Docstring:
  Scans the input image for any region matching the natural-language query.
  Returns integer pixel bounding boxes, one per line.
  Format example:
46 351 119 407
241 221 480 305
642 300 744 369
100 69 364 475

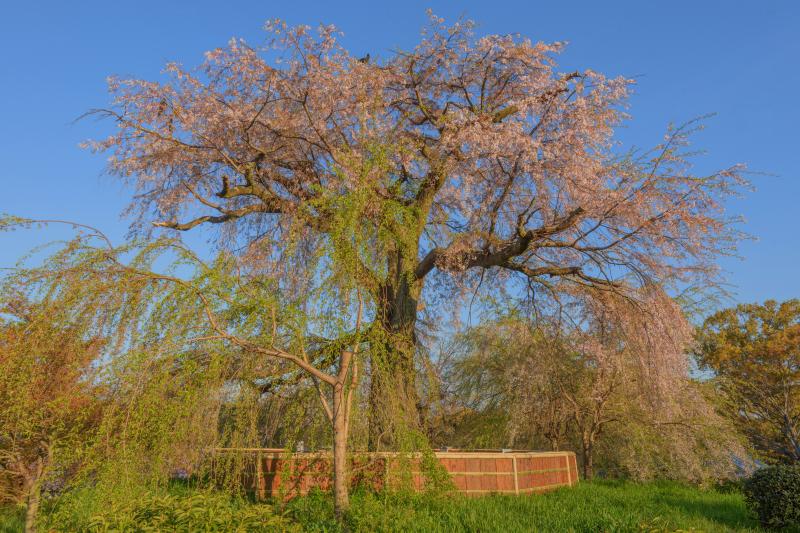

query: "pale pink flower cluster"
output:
87 13 746 353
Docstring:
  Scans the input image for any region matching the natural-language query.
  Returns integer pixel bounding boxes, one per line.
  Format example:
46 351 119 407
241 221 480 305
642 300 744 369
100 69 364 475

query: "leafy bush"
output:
47 490 298 532
743 464 800 529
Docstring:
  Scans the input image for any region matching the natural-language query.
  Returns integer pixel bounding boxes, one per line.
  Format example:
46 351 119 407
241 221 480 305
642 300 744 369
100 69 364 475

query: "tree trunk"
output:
581 440 594 480
24 458 43 533
368 250 423 450
332 383 350 520
25 485 40 533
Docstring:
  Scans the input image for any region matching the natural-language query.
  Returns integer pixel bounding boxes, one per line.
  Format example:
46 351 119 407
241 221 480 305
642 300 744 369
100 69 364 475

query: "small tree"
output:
697 299 800 464
0 298 103 532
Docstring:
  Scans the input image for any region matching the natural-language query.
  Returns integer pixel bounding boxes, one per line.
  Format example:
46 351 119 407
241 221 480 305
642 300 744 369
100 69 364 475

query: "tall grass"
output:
0 506 23 533
0 480 760 532
285 480 759 532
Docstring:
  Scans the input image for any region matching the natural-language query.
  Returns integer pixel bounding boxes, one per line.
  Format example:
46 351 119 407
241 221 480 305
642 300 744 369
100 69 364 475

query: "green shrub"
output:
48 490 298 532
743 464 800 529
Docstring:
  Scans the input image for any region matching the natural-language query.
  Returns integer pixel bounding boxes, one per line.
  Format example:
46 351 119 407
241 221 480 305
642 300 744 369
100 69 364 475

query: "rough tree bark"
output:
581 438 594 480
368 247 424 449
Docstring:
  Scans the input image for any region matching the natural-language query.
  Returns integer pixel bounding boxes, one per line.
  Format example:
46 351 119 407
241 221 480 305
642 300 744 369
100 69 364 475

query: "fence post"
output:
564 453 572 486
255 450 265 500
512 456 519 495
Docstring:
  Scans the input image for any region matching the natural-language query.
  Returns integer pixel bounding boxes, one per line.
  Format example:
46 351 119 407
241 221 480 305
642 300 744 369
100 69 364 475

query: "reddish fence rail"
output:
216 449 578 499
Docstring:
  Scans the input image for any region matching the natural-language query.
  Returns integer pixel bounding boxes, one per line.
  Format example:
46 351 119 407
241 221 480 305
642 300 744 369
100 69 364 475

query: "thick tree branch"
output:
415 206 585 279
153 204 272 231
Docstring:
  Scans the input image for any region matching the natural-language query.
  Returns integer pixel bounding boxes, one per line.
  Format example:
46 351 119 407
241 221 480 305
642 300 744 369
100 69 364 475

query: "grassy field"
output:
286 480 759 532
0 480 761 532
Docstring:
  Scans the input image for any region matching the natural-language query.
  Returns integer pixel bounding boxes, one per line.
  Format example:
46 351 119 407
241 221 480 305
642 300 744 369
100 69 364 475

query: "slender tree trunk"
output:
332 383 350 520
25 486 40 533
581 439 594 480
24 457 44 533
368 249 423 450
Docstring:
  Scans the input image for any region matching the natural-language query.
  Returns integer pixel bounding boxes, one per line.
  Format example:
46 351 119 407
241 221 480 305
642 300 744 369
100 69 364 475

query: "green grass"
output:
0 480 761 532
0 506 23 533
285 480 760 532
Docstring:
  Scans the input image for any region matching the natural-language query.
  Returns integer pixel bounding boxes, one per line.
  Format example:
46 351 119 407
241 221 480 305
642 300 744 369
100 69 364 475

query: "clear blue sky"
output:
1 0 798 306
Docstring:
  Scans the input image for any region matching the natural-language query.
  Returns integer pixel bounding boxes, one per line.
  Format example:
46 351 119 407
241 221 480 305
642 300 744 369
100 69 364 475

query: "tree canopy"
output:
86 14 748 444
697 299 800 463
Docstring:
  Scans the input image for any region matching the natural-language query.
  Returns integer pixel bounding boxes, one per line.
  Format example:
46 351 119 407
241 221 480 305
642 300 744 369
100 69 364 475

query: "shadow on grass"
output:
660 493 757 530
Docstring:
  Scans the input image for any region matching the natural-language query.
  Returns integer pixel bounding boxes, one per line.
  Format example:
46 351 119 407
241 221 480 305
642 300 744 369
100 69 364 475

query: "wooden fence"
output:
215 448 578 499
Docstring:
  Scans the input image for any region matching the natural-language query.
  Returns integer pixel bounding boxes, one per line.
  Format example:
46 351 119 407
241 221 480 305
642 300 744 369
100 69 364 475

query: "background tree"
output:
697 299 800 464
443 298 748 482
87 13 747 446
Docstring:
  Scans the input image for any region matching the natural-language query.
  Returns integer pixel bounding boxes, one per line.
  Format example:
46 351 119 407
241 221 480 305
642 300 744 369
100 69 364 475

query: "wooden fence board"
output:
212 449 578 499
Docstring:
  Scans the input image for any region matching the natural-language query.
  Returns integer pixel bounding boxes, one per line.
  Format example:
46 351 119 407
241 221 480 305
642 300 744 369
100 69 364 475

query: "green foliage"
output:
0 224 303 509
743 465 800 530
43 488 297 532
380 429 455 494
